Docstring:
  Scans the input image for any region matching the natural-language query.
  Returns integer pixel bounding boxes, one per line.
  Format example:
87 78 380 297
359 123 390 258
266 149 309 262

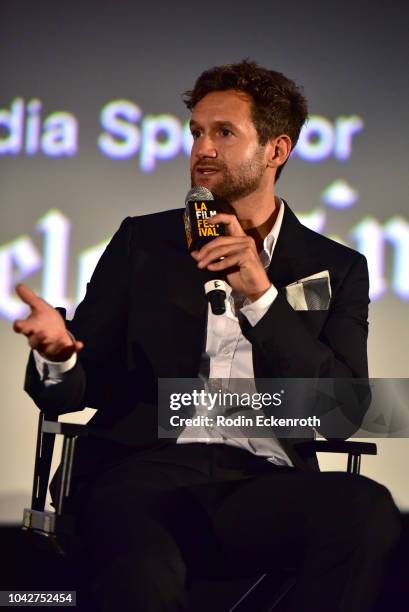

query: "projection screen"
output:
1 1 408 521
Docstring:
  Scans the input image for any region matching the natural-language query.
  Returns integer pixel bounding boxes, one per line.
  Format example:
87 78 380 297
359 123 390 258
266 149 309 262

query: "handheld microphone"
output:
184 186 227 315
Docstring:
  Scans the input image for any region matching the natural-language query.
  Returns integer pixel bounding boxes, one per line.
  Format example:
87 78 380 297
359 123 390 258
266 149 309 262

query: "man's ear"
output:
266 134 292 169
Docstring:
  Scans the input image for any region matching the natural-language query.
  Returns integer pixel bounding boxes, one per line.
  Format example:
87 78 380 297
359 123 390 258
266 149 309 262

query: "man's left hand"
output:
191 213 271 302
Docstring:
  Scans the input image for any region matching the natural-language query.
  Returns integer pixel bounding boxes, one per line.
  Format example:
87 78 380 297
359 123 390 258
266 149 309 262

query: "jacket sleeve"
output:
243 253 370 437
24 217 133 415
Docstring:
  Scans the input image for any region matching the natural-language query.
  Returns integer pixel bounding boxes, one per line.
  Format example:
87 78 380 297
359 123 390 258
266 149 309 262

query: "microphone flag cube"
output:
184 200 225 252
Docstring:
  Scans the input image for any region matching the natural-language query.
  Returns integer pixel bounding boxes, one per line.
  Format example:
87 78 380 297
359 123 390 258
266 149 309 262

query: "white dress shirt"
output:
177 200 292 466
34 200 292 467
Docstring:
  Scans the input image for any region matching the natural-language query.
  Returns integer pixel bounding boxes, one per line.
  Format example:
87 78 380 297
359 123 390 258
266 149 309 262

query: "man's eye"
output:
191 130 201 139
221 128 232 137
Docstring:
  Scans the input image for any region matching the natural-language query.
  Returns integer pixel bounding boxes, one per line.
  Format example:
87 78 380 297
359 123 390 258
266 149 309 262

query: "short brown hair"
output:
184 59 308 180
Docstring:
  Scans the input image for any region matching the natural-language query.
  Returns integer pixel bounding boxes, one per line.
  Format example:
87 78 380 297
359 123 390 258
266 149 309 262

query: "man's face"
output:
189 90 269 202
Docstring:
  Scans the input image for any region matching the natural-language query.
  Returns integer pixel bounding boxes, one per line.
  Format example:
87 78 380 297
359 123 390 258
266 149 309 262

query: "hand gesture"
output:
13 284 83 362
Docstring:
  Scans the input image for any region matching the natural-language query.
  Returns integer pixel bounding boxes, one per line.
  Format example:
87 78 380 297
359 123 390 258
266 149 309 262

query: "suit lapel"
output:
267 202 316 288
264 203 321 471
156 218 209 377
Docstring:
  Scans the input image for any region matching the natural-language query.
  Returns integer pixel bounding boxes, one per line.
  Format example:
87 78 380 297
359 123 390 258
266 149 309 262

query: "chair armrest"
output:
294 440 377 475
294 440 377 456
42 420 90 437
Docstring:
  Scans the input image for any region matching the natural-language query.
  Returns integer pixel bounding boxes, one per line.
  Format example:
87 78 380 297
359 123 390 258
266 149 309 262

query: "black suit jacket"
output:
25 202 370 487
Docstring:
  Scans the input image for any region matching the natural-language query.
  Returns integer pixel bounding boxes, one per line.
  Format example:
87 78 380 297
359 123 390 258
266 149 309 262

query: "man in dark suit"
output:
14 60 400 612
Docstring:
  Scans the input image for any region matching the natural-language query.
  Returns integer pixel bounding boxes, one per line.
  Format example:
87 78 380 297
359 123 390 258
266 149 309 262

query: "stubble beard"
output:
190 147 267 202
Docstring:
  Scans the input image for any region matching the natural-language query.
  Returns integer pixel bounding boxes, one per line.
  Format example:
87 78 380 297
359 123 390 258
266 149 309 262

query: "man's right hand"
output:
13 284 84 362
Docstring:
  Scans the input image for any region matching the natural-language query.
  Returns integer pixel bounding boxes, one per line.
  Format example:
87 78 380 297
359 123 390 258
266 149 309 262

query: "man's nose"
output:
194 134 217 158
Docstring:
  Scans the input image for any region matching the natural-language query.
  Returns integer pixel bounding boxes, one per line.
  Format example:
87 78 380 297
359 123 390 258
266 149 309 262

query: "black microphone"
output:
184 186 227 315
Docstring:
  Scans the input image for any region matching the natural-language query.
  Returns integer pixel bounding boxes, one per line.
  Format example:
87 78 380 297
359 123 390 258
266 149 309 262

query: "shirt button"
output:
223 347 231 355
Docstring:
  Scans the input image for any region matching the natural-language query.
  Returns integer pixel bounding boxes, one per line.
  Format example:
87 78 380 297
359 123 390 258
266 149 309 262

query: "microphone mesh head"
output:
185 186 214 205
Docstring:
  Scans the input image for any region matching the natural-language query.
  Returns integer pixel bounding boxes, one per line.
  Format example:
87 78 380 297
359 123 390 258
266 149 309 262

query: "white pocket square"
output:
285 270 332 311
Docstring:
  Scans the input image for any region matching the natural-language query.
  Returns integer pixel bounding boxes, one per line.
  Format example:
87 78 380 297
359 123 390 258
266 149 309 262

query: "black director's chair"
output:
22 408 377 612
